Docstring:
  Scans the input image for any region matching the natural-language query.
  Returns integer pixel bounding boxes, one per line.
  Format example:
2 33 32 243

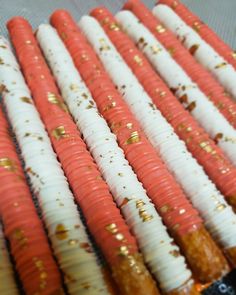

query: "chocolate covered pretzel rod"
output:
36 22 197 295
0 33 111 295
50 9 230 289
116 10 236 167
122 0 236 129
78 14 236 271
7 16 156 295
92 6 236 220
158 0 236 71
0 103 62 294
153 4 236 102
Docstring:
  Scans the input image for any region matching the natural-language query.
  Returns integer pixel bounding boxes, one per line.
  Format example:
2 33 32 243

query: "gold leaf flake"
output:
52 126 67 140
150 45 162 54
110 23 120 31
125 131 140 145
156 24 166 33
189 44 199 55
192 21 202 33
55 224 69 240
106 223 118 234
160 205 170 213
134 55 143 65
136 200 145 208
186 101 196 112
0 158 15 171
215 62 227 69
115 233 124 241
119 246 129 256
215 204 226 211
20 96 32 104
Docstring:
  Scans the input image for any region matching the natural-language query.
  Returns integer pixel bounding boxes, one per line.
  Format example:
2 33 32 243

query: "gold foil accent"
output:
118 172 123 177
189 44 199 55
20 96 32 104
133 55 143 66
119 245 129 256
125 131 140 145
55 224 69 240
150 45 162 54
160 205 170 213
136 200 145 208
99 38 111 51
103 101 116 111
25 40 32 44
106 223 118 234
214 133 223 143
168 47 175 56
69 84 79 91
0 58 4 64
160 91 166 97
115 233 124 241
192 21 202 32
179 94 188 103
47 92 68 112
68 239 79 245
156 24 166 33
215 62 227 69
215 204 226 211
110 23 120 31
126 123 133 129
0 158 15 171
186 101 196 112
232 51 236 60
139 208 153 222
52 126 67 140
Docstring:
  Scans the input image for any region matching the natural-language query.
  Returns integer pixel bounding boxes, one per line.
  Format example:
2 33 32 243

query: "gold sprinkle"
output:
103 101 116 111
68 239 79 245
0 58 4 64
119 246 129 256
70 84 79 91
215 204 226 211
82 93 88 99
136 200 145 208
0 158 15 171
40 272 47 280
189 44 199 55
192 21 202 33
156 24 166 33
118 172 123 177
186 126 192 132
106 223 118 234
186 101 196 112
99 38 111 51
101 17 109 25
125 131 140 145
55 224 69 240
80 242 93 253
232 51 236 60
179 209 186 215
160 205 170 213
169 250 180 257
20 96 32 104
215 62 227 69
214 133 223 144
126 123 133 129
171 0 178 9
0 45 7 49
168 47 175 56
115 233 124 241
150 45 162 54
172 224 180 231
134 55 143 66
160 91 166 97
110 23 120 31
52 126 67 140
139 208 153 222
179 94 188 103
48 92 68 112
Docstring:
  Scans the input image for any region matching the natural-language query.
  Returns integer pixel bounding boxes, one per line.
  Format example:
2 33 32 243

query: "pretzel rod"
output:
36 22 198 294
0 104 62 293
0 221 19 295
78 14 236 272
7 16 157 295
122 0 236 129
115 10 236 168
92 6 236 218
0 32 110 295
157 0 236 71
153 4 236 103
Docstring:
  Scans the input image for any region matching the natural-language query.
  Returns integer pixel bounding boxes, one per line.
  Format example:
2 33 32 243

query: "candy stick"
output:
152 4 236 102
78 14 236 271
36 23 197 295
92 6 236 224
50 9 230 288
122 0 236 129
0 105 62 294
7 16 154 295
157 0 236 71
115 10 236 168
0 222 19 295
0 34 111 295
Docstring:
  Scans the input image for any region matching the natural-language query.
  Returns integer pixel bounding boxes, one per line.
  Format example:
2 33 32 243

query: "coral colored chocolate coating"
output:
7 16 138 268
50 9 202 238
123 0 236 129
91 5 236 210
158 0 236 71
0 108 62 295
